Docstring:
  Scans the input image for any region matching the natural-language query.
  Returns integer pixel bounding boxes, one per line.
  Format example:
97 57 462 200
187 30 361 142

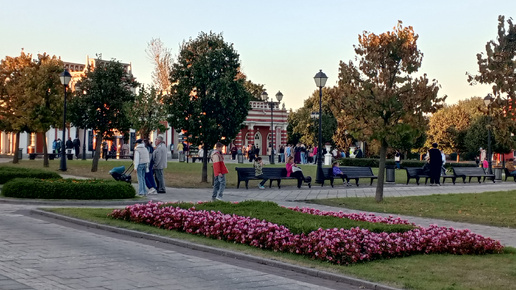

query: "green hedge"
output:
338 158 476 169
0 167 62 184
2 178 136 199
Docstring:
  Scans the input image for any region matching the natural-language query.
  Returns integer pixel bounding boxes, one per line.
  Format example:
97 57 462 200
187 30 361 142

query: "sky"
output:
1 0 514 110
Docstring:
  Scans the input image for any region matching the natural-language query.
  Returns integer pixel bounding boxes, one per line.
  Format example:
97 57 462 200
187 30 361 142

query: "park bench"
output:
29 153 57 160
320 167 348 187
235 167 311 189
452 167 495 184
504 168 516 182
340 166 377 186
404 167 430 185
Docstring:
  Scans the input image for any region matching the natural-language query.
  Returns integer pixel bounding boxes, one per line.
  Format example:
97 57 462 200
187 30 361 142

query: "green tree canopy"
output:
69 59 138 172
167 31 252 182
125 85 168 140
334 21 446 201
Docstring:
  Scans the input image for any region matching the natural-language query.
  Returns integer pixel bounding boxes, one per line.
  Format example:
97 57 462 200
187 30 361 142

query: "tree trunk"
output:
375 138 388 202
91 132 103 172
43 133 49 167
201 143 212 183
12 132 20 164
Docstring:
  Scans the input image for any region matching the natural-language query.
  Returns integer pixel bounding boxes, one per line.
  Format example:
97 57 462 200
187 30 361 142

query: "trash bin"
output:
237 153 243 164
385 165 395 183
18 148 23 159
179 151 185 162
494 167 502 180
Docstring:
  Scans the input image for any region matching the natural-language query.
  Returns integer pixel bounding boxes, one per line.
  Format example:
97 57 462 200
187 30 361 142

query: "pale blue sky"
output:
1 0 513 110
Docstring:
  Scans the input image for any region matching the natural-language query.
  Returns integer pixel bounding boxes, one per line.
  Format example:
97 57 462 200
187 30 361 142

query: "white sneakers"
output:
148 188 158 195
258 185 265 190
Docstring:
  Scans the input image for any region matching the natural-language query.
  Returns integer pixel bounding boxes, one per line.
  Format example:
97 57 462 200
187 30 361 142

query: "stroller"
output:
109 164 133 183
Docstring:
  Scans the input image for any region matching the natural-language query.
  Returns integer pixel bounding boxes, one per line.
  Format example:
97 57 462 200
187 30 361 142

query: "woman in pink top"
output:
286 156 306 188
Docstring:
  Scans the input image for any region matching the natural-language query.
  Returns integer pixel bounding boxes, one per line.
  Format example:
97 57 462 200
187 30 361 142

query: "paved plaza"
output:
1 157 515 289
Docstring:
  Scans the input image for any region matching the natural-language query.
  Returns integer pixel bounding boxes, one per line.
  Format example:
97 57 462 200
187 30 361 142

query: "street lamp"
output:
484 94 494 174
261 90 283 164
59 69 72 171
314 70 328 184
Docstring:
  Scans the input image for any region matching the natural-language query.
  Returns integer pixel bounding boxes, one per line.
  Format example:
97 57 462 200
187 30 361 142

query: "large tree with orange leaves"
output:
335 21 446 201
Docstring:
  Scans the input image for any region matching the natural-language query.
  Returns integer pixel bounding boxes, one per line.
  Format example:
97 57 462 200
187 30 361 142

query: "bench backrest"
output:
235 167 255 179
263 167 288 177
339 166 374 177
453 167 486 176
405 167 427 177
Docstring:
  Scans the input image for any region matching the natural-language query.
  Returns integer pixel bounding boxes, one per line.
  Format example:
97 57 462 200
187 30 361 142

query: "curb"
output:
31 208 400 290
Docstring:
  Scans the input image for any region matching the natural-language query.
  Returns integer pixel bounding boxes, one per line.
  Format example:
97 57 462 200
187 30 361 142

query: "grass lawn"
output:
308 190 516 228
46 205 516 290
0 158 457 188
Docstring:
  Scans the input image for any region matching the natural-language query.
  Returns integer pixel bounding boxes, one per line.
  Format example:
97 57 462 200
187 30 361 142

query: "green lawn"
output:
308 190 516 228
47 204 516 290
0 159 457 188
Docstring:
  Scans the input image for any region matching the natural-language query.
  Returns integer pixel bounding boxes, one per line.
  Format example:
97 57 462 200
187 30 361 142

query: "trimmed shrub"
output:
0 167 62 184
338 159 476 169
2 178 136 199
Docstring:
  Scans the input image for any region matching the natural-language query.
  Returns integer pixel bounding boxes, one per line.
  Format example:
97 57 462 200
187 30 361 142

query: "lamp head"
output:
483 94 493 106
260 91 268 102
60 69 72 86
275 91 283 102
313 69 328 88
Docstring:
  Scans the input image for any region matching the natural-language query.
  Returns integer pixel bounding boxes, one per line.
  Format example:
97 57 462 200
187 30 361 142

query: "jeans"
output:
145 167 157 189
280 153 285 163
256 174 268 186
154 169 165 192
300 152 306 164
137 164 147 195
212 174 226 199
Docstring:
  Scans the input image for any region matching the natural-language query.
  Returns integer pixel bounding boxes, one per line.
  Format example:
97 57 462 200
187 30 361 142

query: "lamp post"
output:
484 94 494 174
59 69 72 171
314 70 328 184
82 128 87 160
261 90 283 164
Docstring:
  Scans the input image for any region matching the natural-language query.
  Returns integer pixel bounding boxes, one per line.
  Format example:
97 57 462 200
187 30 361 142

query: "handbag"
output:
292 166 302 173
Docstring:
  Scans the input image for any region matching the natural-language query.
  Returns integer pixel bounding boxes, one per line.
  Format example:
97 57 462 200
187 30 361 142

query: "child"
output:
332 161 351 186
211 142 228 201
254 157 268 189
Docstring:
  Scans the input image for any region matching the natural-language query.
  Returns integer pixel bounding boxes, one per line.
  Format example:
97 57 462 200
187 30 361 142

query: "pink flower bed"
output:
110 202 504 265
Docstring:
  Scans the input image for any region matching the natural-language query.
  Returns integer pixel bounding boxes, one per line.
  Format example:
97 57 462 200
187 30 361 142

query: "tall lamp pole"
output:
261 91 283 164
59 69 72 171
82 128 87 160
314 70 328 184
484 94 494 175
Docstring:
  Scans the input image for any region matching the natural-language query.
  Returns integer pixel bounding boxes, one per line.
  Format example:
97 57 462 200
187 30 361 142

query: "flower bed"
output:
110 202 504 265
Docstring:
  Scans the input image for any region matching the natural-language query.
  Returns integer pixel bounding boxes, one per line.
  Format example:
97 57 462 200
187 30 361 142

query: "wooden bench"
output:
29 153 58 160
504 168 516 182
452 167 495 184
320 167 348 187
340 166 377 186
404 167 430 185
235 167 311 189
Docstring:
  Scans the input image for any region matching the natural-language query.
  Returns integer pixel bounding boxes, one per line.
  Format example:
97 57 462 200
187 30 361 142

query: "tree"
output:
125 85 168 140
167 32 252 182
146 38 173 93
0 51 45 164
334 21 446 202
69 59 138 172
23 54 64 167
425 98 484 158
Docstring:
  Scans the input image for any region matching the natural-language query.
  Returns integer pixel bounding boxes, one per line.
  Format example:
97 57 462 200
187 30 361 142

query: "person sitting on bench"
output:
332 161 351 186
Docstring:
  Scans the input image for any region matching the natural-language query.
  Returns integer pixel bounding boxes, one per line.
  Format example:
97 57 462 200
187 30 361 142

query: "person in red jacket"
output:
211 142 228 201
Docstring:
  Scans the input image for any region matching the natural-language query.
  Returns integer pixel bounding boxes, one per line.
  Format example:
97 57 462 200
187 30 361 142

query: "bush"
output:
0 166 62 184
338 158 477 169
2 178 136 199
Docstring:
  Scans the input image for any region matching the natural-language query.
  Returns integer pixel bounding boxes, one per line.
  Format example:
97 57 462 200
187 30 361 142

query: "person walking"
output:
73 137 80 159
169 143 174 159
428 143 442 186
153 136 168 194
144 139 158 195
133 139 149 196
254 156 268 189
65 137 74 157
394 150 401 169
211 142 228 201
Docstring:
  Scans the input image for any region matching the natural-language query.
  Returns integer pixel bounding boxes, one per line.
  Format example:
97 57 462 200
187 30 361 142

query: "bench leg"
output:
415 177 420 186
355 179 359 186
245 181 249 189
277 180 282 189
237 181 240 189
